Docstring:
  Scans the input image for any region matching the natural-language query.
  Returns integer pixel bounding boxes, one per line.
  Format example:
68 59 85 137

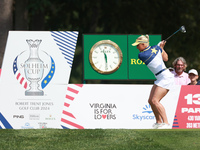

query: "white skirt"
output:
154 69 174 90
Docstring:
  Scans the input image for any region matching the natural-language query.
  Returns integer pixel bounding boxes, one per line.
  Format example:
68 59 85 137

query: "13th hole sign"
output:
173 85 200 129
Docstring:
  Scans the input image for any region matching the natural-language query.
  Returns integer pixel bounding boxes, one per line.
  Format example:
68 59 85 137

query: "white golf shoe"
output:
157 123 171 129
152 123 163 129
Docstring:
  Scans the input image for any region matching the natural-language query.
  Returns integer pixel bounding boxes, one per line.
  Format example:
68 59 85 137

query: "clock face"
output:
89 40 123 74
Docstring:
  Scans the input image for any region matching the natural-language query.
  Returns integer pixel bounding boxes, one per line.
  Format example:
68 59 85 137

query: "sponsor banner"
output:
1 81 200 129
173 85 200 129
0 31 78 129
61 84 181 129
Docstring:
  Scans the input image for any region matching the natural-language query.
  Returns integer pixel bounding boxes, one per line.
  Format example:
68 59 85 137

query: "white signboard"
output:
60 84 181 129
0 31 197 129
0 31 78 129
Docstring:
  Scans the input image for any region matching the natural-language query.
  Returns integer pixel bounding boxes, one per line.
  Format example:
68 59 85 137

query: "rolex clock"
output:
89 40 123 74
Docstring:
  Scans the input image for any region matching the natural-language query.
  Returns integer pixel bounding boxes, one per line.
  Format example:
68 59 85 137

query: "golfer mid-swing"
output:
132 35 174 129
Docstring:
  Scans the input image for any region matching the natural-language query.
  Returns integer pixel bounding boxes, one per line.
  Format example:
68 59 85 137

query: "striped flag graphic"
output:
0 113 13 129
50 31 78 68
41 56 55 89
61 84 84 129
172 115 179 129
13 56 28 89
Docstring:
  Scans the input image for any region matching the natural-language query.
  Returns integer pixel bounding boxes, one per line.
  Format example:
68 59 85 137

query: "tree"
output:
0 0 13 67
1 0 200 83
14 0 28 30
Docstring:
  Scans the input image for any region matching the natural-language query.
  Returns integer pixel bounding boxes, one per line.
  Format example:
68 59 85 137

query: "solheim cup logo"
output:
24 40 44 96
13 39 55 96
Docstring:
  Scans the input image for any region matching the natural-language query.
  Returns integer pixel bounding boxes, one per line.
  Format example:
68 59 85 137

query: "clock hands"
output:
104 52 107 63
103 49 108 70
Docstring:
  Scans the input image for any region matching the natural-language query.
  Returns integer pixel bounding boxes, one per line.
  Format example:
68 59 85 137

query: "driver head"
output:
180 26 186 33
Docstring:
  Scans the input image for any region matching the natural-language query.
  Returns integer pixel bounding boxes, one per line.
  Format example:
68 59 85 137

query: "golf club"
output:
164 25 186 41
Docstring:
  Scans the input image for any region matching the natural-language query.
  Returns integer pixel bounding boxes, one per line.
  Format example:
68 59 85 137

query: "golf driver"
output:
164 25 186 41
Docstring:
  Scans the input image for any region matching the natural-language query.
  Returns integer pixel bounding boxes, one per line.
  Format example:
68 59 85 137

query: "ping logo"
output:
13 115 24 119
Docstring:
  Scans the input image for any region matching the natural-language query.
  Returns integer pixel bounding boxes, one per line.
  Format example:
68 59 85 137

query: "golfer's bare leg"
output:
148 84 169 124
148 85 162 123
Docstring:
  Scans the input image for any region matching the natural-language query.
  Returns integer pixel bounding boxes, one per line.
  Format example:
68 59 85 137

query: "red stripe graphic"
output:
61 118 84 129
16 72 28 89
13 56 28 89
16 73 21 80
62 110 76 119
66 95 74 101
75 84 83 87
64 102 70 107
67 87 79 94
24 82 28 89
20 77 24 84
61 84 84 129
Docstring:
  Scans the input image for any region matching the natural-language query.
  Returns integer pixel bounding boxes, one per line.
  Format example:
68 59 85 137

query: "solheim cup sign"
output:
0 31 78 129
24 39 46 96
13 39 55 96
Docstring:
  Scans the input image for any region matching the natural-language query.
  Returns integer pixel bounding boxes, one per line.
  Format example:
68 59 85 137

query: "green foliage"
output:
14 0 200 83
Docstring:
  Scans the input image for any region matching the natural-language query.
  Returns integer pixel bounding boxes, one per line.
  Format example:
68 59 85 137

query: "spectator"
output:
188 69 200 85
171 57 190 85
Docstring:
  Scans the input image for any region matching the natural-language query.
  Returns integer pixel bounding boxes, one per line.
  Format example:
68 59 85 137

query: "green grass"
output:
0 129 200 150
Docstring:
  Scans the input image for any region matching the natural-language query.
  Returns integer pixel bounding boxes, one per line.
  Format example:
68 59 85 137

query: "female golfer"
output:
132 35 174 129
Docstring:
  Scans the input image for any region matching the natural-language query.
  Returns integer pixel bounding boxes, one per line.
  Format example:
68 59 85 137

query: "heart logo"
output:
102 115 107 119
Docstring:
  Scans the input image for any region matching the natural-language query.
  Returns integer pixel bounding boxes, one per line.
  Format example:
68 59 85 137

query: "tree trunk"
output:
14 0 28 30
0 0 13 67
